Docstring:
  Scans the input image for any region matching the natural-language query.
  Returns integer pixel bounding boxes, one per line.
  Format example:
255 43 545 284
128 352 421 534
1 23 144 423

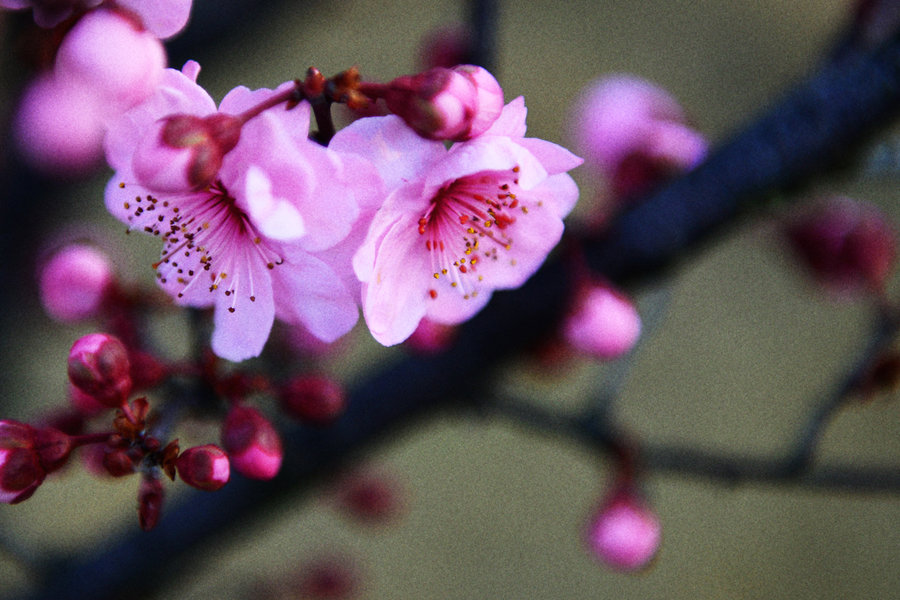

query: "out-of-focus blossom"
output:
563 283 641 360
332 97 581 346
279 374 347 425
55 8 166 114
39 243 115 322
13 73 107 174
784 196 897 297
115 0 193 39
105 62 369 361
570 74 707 203
585 487 661 571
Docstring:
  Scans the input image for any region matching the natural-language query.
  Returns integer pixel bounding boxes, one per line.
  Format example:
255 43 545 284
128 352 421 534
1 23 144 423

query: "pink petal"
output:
481 96 527 138
359 215 433 345
515 137 584 175
243 165 307 241
271 248 360 343
116 0 192 39
210 254 275 362
329 115 445 191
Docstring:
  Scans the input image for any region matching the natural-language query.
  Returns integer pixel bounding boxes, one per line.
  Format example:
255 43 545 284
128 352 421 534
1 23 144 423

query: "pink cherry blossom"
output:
331 97 582 346
115 0 193 39
105 62 370 361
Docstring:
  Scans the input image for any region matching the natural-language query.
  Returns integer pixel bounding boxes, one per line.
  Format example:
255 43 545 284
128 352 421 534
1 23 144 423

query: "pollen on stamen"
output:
228 307 235 313
118 182 125 188
428 289 437 299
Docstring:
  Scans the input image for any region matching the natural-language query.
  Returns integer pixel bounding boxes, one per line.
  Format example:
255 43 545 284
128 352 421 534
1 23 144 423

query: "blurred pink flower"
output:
571 74 707 202
105 62 369 361
332 97 582 345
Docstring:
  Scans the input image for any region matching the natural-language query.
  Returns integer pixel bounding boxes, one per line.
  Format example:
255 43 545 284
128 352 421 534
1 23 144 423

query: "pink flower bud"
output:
571 75 707 201
586 488 661 571
563 285 641 360
785 196 897 296
39 243 114 323
176 444 230 491
13 73 106 175
55 8 166 114
67 333 133 408
451 64 504 139
385 67 478 141
221 405 283 480
279 375 346 424
0 420 44 504
137 476 164 531
132 113 243 192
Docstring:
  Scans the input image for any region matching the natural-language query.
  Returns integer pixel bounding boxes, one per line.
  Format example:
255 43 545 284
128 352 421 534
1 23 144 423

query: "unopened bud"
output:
176 444 230 491
103 448 136 477
585 488 661 571
279 375 346 424
385 67 478 141
137 476 164 531
33 427 73 473
451 65 504 139
563 284 641 360
39 243 115 323
221 405 283 480
67 333 132 408
132 112 243 192
0 420 44 504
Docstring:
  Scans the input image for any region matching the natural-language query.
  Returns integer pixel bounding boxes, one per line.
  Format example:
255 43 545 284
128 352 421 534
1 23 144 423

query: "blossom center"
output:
118 180 282 311
418 166 524 299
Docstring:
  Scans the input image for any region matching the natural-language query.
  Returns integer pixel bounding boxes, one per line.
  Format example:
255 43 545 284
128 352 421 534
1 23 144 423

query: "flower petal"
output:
210 250 275 362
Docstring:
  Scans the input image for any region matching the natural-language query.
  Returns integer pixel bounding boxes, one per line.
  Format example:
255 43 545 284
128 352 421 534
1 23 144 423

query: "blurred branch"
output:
12 19 900 600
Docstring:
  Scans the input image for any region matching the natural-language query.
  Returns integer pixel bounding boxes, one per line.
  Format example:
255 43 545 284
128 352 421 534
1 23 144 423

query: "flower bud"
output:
176 444 230 491
103 448 136 477
385 67 478 141
32 427 73 473
279 375 346 425
334 470 404 525
55 8 166 114
0 420 44 504
39 244 115 323
451 64 504 139
137 476 164 531
563 284 641 360
67 333 132 408
132 112 243 192
785 196 897 296
585 488 661 571
570 75 707 202
221 405 283 480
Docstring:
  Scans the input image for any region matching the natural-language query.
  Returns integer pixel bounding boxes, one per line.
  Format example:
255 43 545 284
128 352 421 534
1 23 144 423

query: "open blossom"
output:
105 62 370 361
331 97 582 345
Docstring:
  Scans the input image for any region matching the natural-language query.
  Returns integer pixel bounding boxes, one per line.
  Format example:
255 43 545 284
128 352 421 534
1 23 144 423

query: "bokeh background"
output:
1 1 899 598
